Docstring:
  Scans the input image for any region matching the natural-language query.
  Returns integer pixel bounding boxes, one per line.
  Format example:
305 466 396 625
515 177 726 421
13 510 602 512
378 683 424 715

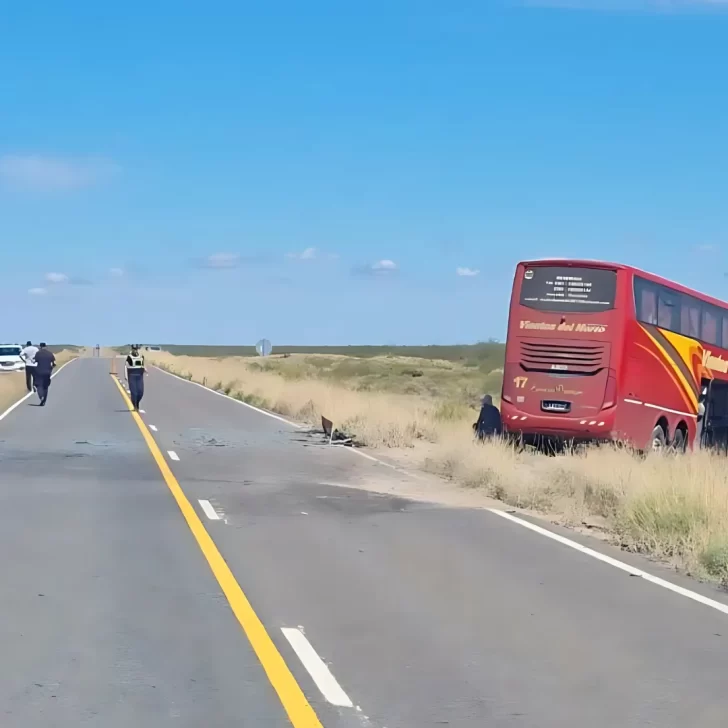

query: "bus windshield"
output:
519 265 617 313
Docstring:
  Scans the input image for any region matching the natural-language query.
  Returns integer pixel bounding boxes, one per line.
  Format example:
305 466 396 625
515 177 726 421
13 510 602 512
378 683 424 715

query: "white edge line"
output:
488 509 728 616
198 499 220 520
280 628 353 707
151 363 421 479
149 424 158 432
167 450 180 461
0 357 78 423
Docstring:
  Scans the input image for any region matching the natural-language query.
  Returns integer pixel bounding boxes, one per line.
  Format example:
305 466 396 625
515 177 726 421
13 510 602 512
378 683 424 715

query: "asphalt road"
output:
2 356 728 726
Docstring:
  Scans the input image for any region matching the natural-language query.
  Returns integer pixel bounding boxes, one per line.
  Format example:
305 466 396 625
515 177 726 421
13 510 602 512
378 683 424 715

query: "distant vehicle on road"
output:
0 344 25 373
145 345 162 351
502 259 728 452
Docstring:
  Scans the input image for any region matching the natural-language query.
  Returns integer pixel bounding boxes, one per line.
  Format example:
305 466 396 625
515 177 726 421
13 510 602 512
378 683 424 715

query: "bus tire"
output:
671 426 687 453
649 424 666 452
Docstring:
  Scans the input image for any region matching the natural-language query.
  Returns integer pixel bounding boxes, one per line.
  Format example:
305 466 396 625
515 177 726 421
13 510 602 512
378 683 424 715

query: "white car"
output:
0 344 25 373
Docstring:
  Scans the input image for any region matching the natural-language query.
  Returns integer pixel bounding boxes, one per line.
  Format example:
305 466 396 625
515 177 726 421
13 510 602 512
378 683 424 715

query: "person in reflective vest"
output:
125 345 146 411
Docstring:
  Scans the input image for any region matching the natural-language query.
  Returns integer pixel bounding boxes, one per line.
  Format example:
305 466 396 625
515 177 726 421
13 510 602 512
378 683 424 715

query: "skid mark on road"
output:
110 375 325 728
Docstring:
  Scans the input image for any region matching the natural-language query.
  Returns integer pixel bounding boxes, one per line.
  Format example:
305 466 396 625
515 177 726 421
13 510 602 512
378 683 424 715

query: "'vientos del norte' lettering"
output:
519 320 607 334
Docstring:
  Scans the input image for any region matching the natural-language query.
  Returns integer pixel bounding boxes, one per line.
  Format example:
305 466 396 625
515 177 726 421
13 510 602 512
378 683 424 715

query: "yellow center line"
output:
110 375 324 728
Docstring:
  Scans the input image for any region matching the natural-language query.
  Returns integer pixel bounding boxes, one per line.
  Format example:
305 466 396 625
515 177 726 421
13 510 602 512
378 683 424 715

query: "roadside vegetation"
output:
147 347 728 585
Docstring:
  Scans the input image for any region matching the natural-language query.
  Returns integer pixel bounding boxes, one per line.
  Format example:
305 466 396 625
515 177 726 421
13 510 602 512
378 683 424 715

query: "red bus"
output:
501 259 728 451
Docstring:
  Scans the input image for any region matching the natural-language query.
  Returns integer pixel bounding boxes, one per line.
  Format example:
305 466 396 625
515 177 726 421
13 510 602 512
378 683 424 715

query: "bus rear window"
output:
519 266 617 313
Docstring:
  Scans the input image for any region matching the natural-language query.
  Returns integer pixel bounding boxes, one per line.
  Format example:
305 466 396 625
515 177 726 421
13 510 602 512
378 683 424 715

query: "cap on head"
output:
39 342 46 348
482 394 493 406
26 341 32 346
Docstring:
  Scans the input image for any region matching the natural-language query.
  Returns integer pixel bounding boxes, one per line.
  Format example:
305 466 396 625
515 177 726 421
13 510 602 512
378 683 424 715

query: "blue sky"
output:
1 0 727 345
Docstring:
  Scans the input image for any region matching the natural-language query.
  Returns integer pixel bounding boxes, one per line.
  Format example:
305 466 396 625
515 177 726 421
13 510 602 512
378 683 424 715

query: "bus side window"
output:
702 305 719 346
722 316 728 349
681 296 701 339
658 288 678 330
635 279 658 324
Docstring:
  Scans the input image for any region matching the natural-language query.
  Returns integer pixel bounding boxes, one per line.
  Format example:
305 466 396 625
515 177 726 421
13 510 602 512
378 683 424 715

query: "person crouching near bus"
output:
473 394 503 442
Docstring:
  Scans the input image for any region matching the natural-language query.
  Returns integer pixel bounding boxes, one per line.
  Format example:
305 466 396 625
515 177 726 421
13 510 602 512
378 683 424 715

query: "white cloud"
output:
353 259 399 277
0 155 118 191
200 252 241 269
457 267 480 277
286 247 319 260
372 259 398 271
28 287 47 296
45 272 69 284
109 267 125 277
696 243 719 253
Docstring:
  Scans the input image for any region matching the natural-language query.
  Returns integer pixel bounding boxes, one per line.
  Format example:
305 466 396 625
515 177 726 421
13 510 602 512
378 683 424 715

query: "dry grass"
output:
149 350 728 582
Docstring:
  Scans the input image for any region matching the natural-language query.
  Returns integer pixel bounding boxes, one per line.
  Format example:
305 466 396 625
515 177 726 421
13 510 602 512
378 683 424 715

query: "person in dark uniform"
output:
473 394 502 441
125 345 146 411
33 343 56 406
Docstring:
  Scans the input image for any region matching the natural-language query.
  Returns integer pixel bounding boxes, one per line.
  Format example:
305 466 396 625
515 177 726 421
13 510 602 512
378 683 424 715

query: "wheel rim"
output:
652 436 664 452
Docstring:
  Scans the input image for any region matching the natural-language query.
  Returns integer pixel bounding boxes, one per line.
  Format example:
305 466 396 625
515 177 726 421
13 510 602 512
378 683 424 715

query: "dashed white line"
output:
167 450 180 461
489 509 728 616
149 424 158 432
199 499 220 520
139 409 146 413
281 628 353 707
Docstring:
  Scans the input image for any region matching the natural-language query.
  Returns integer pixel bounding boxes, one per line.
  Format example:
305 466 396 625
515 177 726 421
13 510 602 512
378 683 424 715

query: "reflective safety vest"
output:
127 355 145 370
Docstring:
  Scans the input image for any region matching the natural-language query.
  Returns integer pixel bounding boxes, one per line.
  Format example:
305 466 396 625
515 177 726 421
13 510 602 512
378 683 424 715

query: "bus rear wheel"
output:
649 425 666 452
671 427 687 453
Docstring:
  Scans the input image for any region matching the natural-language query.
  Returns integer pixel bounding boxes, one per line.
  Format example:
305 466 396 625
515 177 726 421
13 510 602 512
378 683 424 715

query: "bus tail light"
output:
602 374 617 410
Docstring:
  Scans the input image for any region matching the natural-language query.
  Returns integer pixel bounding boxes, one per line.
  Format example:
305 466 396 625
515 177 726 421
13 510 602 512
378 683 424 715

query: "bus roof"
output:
519 258 728 311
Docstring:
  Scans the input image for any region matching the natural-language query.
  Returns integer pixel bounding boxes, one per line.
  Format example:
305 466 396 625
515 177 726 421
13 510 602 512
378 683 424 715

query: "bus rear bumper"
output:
501 406 617 442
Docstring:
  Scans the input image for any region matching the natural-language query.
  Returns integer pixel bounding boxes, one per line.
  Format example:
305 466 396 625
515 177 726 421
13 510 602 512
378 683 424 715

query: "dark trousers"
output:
129 373 144 409
34 372 51 402
25 366 35 391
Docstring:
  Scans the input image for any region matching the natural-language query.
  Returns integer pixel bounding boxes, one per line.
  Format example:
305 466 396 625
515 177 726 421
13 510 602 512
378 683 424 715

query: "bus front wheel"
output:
649 425 666 452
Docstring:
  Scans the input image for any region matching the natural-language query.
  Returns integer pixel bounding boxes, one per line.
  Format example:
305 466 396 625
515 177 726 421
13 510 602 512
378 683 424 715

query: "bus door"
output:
703 379 728 454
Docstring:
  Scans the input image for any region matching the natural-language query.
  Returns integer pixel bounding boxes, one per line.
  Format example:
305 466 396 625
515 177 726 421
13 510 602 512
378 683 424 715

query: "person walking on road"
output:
19 340 39 392
33 343 56 407
125 345 146 411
